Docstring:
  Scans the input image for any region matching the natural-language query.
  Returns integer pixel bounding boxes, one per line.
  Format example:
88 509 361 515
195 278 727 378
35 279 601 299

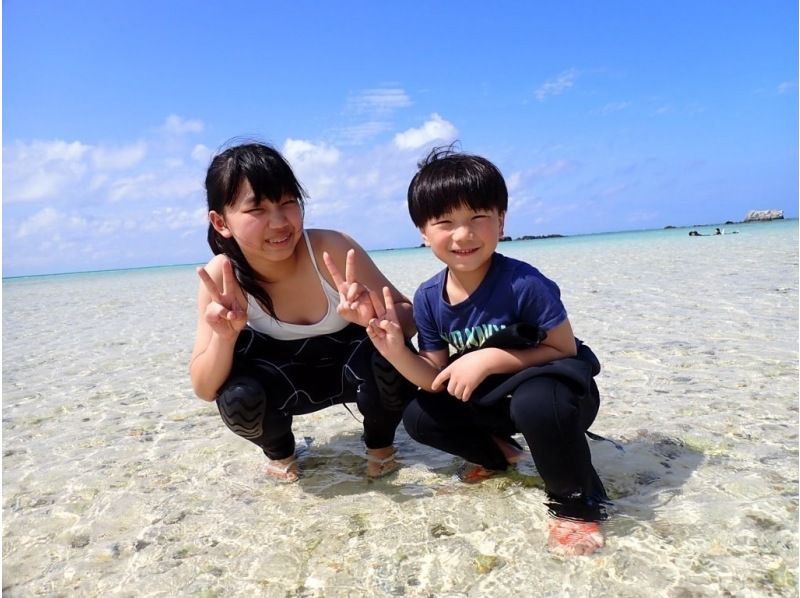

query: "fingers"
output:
368 288 386 319
366 318 385 339
197 267 222 304
221 256 236 297
382 286 397 320
431 368 448 392
226 295 246 321
322 251 346 290
345 249 355 286
432 367 471 401
345 282 364 306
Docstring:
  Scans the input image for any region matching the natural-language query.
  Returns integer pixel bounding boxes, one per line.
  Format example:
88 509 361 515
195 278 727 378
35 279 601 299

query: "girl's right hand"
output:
197 256 247 340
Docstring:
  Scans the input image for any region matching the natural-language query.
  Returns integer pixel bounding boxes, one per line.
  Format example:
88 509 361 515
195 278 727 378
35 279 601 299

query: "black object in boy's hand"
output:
479 322 547 351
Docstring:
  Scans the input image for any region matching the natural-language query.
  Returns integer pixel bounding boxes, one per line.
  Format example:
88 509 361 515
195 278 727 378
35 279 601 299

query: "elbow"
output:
190 378 218 402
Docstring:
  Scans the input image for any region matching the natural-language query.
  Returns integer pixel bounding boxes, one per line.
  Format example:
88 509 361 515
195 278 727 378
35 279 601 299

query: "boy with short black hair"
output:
367 146 609 556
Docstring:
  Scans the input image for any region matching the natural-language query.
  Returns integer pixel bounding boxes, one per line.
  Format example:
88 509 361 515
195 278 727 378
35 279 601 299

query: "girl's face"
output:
210 179 304 262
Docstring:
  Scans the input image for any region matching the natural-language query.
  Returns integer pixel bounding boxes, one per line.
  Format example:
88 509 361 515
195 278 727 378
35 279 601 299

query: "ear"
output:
419 228 431 247
209 210 232 238
498 211 506 238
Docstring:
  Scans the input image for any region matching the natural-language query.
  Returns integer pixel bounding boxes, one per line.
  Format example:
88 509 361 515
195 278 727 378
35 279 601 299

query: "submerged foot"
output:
492 435 524 465
547 518 604 556
366 447 400 478
456 462 501 484
264 455 299 483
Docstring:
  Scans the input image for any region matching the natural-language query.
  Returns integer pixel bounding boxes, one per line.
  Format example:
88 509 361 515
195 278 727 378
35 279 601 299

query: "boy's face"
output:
420 205 505 277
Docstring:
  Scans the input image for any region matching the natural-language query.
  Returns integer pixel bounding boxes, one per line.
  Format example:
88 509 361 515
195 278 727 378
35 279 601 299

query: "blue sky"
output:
3 1 797 276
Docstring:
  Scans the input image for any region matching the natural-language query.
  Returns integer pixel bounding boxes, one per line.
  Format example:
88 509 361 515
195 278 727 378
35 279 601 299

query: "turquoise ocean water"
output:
3 219 798 596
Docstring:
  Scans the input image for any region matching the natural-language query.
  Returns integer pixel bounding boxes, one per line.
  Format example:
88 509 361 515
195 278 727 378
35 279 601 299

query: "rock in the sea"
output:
745 209 784 222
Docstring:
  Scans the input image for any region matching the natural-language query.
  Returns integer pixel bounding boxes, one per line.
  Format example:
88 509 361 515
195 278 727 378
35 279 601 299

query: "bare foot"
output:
366 446 399 478
492 435 524 465
457 462 499 484
547 518 604 556
264 455 299 483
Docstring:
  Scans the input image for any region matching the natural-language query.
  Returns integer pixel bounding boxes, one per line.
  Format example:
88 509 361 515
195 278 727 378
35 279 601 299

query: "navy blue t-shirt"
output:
413 252 567 354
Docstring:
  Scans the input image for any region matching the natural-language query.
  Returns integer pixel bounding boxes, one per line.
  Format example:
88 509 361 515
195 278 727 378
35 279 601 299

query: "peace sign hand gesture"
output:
366 286 406 359
197 256 248 340
323 249 385 328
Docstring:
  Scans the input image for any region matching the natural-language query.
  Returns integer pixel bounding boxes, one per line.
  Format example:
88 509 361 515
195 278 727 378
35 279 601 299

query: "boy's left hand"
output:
431 352 491 402
323 249 385 327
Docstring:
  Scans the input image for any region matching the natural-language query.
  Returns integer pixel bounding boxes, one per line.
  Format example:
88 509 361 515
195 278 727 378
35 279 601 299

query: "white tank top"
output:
245 231 349 340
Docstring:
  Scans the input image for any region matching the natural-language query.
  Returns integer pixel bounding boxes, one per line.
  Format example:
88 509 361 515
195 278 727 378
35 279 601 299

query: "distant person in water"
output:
362 145 609 556
190 142 415 482
714 228 722 235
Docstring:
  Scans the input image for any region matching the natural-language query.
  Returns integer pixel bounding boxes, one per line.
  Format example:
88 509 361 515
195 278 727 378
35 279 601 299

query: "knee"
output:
216 376 266 439
509 379 579 438
370 352 412 412
401 400 427 442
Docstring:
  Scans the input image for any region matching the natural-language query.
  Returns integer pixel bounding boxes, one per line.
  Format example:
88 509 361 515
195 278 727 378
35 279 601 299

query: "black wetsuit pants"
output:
403 375 607 518
215 324 409 460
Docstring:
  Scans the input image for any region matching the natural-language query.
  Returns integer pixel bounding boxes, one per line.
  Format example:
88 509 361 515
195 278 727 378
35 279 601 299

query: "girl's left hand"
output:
323 249 386 327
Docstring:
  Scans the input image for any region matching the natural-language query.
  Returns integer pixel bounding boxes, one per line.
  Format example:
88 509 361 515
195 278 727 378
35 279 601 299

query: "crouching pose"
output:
366 146 610 555
190 142 414 481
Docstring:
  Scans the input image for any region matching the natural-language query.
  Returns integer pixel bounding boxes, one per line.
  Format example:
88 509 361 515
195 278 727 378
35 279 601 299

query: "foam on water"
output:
3 220 798 596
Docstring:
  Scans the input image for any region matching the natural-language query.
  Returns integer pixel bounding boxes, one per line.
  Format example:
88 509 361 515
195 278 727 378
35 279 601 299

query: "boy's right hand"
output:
366 286 406 358
197 256 247 340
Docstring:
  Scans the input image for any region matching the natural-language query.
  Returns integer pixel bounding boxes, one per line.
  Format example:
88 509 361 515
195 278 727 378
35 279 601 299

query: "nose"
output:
452 223 473 242
266 205 289 227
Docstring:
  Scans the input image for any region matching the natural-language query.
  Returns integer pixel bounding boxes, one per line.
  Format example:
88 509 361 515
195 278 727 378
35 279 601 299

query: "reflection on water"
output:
3 222 798 596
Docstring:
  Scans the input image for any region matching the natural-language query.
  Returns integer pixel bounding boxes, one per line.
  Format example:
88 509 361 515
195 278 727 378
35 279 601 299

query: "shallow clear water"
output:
3 220 798 596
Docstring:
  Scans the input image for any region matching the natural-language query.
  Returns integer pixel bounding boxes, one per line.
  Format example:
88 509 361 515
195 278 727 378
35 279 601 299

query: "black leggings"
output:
403 375 607 517
216 324 409 460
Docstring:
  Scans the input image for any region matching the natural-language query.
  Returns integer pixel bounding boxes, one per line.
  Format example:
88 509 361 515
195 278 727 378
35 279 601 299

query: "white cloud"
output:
506 171 523 192
3 140 91 202
393 114 458 150
91 142 147 170
15 207 88 239
89 174 110 191
148 206 208 231
191 144 212 163
534 69 578 101
108 173 157 202
626 210 660 223
283 139 341 168
530 159 575 178
334 121 392 145
593 101 631 115
161 114 204 135
16 207 61 238
107 171 201 202
347 88 412 113
778 81 797 94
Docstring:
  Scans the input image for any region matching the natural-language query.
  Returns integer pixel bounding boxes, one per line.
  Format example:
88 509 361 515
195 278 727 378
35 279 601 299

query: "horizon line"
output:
3 217 793 281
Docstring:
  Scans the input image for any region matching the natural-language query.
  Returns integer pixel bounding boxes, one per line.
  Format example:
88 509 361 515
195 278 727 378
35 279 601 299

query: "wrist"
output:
211 328 241 345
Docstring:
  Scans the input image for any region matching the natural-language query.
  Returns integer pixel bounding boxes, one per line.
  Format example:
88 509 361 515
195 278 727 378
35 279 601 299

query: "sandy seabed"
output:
3 222 798 597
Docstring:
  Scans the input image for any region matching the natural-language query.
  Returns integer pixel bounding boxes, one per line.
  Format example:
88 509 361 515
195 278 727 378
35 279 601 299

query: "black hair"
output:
205 141 307 318
407 143 508 228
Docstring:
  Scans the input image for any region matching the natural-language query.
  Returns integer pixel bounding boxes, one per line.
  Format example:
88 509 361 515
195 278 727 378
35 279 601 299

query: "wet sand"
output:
3 221 798 596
